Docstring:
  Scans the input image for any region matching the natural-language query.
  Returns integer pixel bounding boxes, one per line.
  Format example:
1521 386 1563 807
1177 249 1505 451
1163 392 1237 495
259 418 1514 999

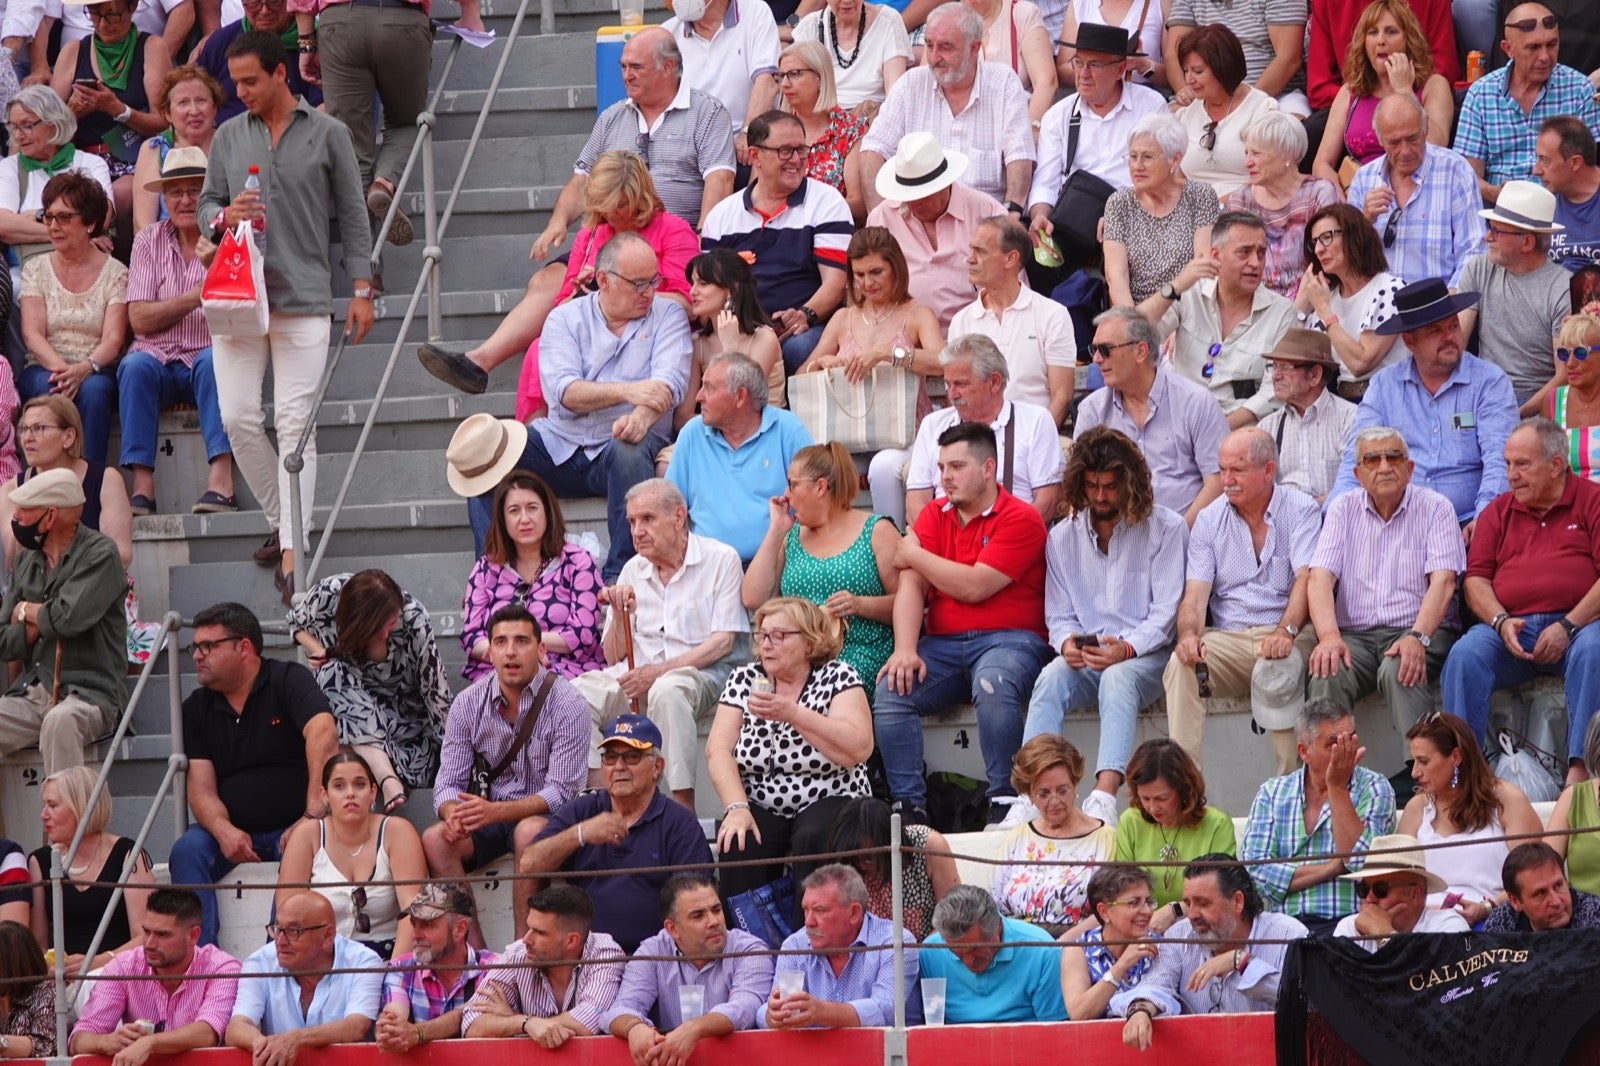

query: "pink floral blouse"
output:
460 541 606 680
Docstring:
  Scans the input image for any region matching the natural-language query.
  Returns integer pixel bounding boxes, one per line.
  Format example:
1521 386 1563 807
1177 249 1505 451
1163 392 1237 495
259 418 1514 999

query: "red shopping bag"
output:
202 222 269 337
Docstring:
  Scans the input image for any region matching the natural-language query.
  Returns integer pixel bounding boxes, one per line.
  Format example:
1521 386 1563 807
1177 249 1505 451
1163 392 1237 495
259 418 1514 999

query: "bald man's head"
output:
1501 2 1559 82
272 891 337 973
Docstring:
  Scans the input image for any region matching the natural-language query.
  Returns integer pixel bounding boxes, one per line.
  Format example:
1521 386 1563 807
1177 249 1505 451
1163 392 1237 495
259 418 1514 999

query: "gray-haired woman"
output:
1103 112 1219 307
0 86 114 287
1223 110 1339 299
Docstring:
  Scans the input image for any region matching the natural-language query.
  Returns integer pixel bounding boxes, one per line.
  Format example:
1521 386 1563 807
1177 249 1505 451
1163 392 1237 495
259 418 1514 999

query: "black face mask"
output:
11 514 47 552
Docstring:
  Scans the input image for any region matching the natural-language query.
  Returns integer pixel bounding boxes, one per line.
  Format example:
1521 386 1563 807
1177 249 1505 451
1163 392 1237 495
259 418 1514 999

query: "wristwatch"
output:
799 305 818 328
353 283 375 300
1005 200 1026 217
1280 623 1300 636
1159 280 1180 301
1405 629 1432 648
114 104 134 124
891 345 911 368
1559 617 1579 638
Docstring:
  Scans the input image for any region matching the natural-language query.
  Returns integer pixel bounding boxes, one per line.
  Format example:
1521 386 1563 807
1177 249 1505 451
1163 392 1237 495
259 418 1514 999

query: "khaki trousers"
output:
1163 626 1316 775
572 667 721 792
0 684 112 776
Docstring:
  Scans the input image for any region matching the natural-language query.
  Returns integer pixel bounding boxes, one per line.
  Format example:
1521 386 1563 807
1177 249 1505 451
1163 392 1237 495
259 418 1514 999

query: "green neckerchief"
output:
92 30 139 92
242 16 301 52
17 141 76 175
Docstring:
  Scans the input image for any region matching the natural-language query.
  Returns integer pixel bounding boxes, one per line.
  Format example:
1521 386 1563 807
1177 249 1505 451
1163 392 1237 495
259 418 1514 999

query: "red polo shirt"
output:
912 487 1048 638
1465 474 1600 615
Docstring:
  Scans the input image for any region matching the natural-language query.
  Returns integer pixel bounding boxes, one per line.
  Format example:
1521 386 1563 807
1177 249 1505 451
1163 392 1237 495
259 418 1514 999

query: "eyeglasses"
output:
1104 896 1158 910
600 748 651 765
1559 346 1592 362
185 636 243 658
40 211 80 225
241 0 284 9
1505 13 1558 31
752 143 807 161
1383 206 1404 248
1358 449 1407 468
1030 784 1076 805
4 119 41 137
1310 229 1342 249
1201 342 1222 381
1484 224 1528 241
777 68 818 81
351 887 371 935
87 5 133 19
1089 339 1139 360
634 132 651 166
1352 879 1411 901
1200 121 1218 153
162 187 202 202
755 627 802 647
16 422 64 437
604 269 663 294
266 922 329 941
1070 56 1121 72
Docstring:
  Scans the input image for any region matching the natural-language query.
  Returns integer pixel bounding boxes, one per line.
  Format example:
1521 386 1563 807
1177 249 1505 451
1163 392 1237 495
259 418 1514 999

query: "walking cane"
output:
51 639 62 705
617 596 641 716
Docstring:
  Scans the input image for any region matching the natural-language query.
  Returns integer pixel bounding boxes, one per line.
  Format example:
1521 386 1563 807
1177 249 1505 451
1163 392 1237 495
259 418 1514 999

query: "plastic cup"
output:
618 0 643 25
920 977 946 1026
775 970 805 997
677 985 705 1022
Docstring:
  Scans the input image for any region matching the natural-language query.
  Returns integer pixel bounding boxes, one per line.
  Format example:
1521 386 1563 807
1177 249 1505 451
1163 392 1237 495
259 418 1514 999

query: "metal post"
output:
285 450 306 606
421 114 441 340
885 812 907 1066
168 612 187 836
50 847 68 1057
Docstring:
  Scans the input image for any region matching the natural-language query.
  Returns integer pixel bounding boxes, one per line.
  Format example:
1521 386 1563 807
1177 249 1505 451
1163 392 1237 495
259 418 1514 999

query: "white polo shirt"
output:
905 399 1064 502
663 0 780 132
948 286 1076 413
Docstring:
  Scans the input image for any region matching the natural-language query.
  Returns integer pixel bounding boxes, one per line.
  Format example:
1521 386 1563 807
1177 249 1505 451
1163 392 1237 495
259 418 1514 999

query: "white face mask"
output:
673 0 708 22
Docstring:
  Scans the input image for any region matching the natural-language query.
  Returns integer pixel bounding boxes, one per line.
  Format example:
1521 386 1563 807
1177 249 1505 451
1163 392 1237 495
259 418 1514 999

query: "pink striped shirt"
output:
126 221 210 368
70 943 241 1043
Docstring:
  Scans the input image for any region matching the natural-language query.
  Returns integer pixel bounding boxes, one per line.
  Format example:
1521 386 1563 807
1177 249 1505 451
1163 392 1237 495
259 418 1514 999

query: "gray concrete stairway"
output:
78 0 662 855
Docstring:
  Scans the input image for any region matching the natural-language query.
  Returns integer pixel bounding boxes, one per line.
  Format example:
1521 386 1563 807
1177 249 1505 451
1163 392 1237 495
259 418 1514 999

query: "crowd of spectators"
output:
5 0 1600 1052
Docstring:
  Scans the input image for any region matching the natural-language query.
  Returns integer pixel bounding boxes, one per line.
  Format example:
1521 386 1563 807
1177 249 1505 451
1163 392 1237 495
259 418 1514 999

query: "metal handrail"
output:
49 611 184 1054
285 0 544 593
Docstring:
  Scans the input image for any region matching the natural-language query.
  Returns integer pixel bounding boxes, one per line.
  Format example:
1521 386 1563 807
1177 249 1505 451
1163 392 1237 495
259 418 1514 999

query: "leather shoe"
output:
253 533 282 567
417 343 488 395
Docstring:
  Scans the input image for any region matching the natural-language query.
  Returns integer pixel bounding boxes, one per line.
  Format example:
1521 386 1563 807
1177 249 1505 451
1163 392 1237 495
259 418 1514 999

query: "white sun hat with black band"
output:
875 131 970 203
1477 179 1566 234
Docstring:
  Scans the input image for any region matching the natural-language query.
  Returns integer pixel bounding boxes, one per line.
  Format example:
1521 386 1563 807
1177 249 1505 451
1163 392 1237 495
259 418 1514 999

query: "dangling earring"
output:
1450 763 1459 790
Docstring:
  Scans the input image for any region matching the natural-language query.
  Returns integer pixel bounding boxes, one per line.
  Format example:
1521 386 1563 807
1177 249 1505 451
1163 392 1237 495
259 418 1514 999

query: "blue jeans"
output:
169 822 291 947
116 349 230 469
780 323 825 374
1441 614 1600 759
17 363 116 465
1022 646 1171 778
873 629 1054 806
1452 0 1499 62
467 427 667 581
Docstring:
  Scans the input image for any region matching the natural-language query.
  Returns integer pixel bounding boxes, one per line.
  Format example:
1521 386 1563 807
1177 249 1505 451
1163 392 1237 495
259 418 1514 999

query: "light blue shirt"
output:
1107 911 1307 1018
1328 353 1516 523
233 937 383 1035
1345 144 1485 289
535 293 693 464
1188 485 1322 632
1044 505 1188 655
665 405 813 561
597 928 774 1032
757 911 921 1028
920 917 1066 1023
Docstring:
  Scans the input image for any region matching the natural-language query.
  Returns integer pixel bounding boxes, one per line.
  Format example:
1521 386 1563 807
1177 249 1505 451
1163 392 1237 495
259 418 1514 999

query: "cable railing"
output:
285 0 549 594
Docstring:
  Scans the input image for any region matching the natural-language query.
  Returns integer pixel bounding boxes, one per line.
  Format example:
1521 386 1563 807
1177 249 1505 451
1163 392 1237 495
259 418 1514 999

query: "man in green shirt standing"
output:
198 29 374 604
0 468 128 775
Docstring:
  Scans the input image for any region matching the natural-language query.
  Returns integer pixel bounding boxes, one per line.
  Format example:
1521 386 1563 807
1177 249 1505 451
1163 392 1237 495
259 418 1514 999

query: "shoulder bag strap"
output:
1008 0 1019 73
487 671 556 786
1064 99 1082 178
1003 404 1017 494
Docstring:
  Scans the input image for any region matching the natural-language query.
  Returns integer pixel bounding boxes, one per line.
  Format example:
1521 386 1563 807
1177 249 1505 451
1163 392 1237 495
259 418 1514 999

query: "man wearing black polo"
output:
169 602 338 947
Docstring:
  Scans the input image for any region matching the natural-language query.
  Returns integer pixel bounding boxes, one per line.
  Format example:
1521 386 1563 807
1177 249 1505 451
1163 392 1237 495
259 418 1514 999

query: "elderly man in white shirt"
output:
948 215 1076 427
859 2 1034 214
1256 329 1356 503
571 479 748 811
871 334 1064 529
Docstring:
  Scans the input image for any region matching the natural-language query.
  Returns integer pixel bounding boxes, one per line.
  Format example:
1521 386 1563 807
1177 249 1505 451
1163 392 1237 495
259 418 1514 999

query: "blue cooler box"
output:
596 26 649 112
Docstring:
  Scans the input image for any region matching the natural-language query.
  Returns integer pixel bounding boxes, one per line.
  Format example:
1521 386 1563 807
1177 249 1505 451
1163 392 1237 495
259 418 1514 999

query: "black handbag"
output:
1047 101 1117 256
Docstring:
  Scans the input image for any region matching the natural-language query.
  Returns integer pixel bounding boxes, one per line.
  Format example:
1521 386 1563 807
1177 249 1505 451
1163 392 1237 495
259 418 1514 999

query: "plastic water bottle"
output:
244 165 265 233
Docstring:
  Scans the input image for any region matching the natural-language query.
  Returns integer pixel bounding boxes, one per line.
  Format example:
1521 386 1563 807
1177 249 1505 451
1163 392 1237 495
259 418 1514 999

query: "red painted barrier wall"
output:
34 1019 1270 1066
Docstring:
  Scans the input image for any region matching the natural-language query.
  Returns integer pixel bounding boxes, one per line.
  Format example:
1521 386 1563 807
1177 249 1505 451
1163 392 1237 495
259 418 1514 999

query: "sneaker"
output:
986 796 1031 831
417 342 489 395
889 800 930 827
366 183 414 246
1081 788 1119 827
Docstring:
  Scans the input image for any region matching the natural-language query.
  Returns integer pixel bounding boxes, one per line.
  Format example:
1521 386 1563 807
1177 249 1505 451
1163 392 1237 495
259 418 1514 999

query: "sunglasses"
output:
1558 346 1592 362
1201 342 1222 381
1504 14 1557 31
634 132 651 166
1352 879 1412 901
1200 121 1218 153
1358 449 1407 468
1089 339 1140 360
599 748 650 765
1383 206 1404 248
352 886 371 935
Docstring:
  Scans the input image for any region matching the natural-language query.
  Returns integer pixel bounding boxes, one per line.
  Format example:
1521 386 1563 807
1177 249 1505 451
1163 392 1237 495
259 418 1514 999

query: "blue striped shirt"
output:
1345 144 1484 289
1187 485 1322 632
757 912 920 1028
1455 63 1600 189
1327 353 1517 523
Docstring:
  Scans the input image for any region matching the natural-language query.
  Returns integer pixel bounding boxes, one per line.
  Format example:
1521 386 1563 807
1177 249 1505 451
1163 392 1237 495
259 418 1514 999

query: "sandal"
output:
376 775 408 813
